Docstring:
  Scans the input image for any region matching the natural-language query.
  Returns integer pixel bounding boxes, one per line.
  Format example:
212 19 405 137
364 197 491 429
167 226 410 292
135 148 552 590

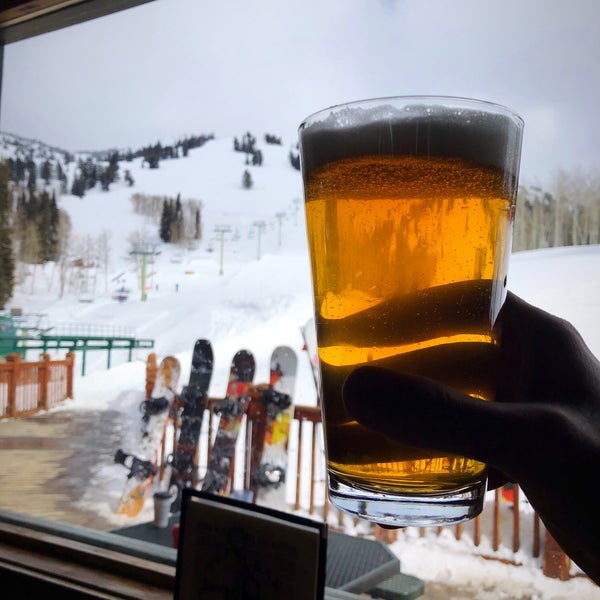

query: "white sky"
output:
1 0 600 186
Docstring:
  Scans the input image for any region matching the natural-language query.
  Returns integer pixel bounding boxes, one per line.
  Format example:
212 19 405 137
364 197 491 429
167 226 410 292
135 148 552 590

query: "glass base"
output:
328 473 486 527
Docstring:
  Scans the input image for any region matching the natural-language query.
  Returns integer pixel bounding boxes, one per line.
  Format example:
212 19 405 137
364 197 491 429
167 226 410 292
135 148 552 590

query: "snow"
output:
5 137 600 598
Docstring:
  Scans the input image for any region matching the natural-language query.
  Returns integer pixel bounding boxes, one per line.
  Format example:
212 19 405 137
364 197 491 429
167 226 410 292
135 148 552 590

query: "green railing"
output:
48 323 137 339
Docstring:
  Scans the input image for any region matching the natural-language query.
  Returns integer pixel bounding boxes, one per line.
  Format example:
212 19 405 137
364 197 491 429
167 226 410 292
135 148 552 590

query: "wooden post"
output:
6 354 20 418
543 531 571 580
194 434 201 488
309 422 317 515
533 512 541 557
493 488 501 551
295 420 303 511
374 526 398 544
513 485 520 552
66 352 75 398
229 453 236 495
172 409 179 469
206 399 218 469
293 406 321 514
245 389 268 498
159 432 166 482
473 514 481 546
243 415 252 491
39 353 50 411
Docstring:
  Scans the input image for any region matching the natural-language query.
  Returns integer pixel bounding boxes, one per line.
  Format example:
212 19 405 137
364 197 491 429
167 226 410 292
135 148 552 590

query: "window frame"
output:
0 3 175 596
0 0 155 45
0 509 175 596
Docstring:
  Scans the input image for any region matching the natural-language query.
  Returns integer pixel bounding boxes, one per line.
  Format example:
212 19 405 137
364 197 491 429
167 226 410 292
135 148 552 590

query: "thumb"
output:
343 366 536 482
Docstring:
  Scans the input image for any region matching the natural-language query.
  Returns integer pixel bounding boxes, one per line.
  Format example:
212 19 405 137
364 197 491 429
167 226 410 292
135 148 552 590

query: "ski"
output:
250 345 298 509
167 339 213 513
115 355 181 517
201 349 255 495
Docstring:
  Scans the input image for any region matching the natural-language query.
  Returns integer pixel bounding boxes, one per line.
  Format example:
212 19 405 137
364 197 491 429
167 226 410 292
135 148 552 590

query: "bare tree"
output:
97 229 112 292
513 166 600 252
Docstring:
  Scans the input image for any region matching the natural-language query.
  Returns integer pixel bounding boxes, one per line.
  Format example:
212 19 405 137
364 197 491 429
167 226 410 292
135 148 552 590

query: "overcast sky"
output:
1 0 599 186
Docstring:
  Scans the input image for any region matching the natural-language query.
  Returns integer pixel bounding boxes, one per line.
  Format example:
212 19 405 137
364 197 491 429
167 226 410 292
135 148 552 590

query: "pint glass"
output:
299 96 523 526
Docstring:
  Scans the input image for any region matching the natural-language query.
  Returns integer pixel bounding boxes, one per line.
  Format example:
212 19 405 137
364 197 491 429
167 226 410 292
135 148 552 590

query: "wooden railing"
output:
0 353 75 419
166 400 574 581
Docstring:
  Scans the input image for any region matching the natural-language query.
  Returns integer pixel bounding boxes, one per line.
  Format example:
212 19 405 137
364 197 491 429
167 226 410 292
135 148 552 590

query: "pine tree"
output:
107 151 119 183
41 160 52 184
99 167 111 191
37 190 53 262
160 199 172 242
194 208 201 240
242 169 253 189
0 163 15 308
56 162 67 192
289 148 301 170
15 158 26 183
34 190 60 263
81 158 97 189
49 191 60 261
0 163 11 223
252 150 263 166
171 195 184 243
265 134 282 145
143 144 161 169
27 160 37 193
71 175 85 197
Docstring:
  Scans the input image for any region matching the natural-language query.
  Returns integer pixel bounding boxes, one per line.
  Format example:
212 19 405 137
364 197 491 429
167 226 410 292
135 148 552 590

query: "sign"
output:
175 489 327 599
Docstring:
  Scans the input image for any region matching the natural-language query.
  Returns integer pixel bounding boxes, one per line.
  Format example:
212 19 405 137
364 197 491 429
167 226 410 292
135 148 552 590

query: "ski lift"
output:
112 286 130 303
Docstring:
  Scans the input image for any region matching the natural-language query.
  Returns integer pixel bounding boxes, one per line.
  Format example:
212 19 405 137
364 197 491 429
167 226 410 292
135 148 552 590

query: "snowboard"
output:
201 349 255 495
251 346 297 509
115 355 181 517
167 339 213 513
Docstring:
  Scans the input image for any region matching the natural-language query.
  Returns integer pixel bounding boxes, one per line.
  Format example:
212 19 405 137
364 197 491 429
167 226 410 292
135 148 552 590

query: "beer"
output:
305 154 512 493
299 98 523 523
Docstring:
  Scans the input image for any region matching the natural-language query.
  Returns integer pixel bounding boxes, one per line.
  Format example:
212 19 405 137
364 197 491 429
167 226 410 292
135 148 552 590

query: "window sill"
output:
0 509 175 598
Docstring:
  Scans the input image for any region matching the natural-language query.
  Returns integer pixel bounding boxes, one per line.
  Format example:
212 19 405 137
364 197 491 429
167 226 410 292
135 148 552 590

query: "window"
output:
0 3 177 596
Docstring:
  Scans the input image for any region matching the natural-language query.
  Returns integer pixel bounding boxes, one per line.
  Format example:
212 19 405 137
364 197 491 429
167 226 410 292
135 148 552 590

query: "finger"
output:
486 468 509 490
343 366 539 481
502 292 588 351
498 293 600 405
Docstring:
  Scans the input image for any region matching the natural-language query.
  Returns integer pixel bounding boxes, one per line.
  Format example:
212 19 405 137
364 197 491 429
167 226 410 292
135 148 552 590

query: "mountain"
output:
4 130 313 396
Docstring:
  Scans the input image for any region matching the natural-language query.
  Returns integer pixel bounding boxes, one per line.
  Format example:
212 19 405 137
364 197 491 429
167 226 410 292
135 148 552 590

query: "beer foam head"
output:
299 96 523 180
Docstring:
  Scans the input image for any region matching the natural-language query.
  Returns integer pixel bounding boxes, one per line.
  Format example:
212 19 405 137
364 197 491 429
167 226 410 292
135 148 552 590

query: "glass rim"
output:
298 94 524 132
